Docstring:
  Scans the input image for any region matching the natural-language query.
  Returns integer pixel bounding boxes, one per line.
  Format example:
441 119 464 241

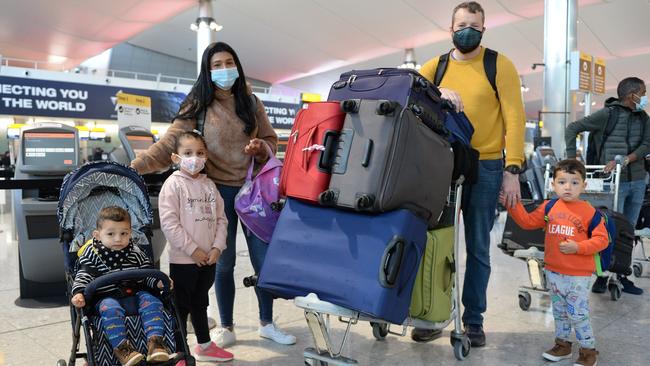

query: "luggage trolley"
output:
633 229 650 278
294 182 471 365
516 162 623 310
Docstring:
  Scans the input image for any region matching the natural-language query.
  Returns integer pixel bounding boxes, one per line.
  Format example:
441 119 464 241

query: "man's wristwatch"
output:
504 165 521 175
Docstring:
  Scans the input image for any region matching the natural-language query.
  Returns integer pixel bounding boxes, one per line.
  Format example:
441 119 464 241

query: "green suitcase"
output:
409 227 455 322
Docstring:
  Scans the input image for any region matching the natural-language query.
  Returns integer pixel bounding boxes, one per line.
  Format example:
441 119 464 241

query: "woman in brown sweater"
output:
131 42 296 348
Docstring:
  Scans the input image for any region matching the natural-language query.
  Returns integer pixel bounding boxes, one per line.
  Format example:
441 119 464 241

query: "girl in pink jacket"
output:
158 131 233 363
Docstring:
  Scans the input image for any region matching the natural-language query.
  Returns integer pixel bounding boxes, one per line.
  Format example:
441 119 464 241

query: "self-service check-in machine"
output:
109 126 169 265
13 123 79 299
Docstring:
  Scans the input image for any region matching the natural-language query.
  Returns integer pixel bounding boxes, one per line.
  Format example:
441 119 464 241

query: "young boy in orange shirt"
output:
503 159 608 366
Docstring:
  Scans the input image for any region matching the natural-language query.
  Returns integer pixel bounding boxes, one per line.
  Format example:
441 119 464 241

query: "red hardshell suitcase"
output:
279 102 345 204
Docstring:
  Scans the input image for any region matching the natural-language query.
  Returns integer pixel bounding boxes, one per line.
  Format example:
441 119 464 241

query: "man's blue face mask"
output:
211 67 239 90
634 94 648 111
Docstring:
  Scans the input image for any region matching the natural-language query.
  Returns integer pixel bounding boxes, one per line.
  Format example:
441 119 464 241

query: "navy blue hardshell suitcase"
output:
257 199 427 324
328 68 446 133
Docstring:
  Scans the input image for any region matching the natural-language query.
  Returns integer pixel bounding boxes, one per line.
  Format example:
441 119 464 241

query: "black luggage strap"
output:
433 48 499 100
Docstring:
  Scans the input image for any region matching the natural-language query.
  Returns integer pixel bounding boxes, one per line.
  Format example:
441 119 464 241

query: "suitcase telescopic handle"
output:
380 236 405 288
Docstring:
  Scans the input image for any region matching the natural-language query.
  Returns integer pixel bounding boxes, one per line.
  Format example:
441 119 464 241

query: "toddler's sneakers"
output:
113 340 144 366
542 338 572 362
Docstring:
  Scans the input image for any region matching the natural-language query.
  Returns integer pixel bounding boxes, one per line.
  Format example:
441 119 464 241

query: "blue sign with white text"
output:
0 76 186 122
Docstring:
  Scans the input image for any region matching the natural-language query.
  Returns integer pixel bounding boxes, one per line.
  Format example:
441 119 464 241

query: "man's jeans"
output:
461 159 503 326
617 179 646 226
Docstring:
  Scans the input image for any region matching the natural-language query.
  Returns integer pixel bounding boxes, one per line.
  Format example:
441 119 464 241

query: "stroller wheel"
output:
633 263 643 278
56 360 66 366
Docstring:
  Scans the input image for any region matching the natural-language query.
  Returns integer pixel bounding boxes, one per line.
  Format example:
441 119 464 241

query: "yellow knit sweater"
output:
419 47 525 167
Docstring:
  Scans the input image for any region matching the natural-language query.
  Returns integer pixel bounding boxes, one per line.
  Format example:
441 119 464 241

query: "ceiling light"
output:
190 17 223 32
398 48 420 70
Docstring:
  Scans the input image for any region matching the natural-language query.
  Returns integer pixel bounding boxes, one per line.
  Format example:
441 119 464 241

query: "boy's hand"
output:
559 240 579 254
157 278 173 290
190 248 209 266
207 248 221 265
71 293 86 308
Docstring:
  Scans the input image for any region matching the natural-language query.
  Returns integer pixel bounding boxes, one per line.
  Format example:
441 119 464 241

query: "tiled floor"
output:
1 209 649 366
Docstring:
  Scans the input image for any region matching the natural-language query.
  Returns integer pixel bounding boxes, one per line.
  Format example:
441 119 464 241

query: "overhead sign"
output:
570 51 593 92
116 92 152 128
263 100 301 129
593 58 606 94
0 75 186 122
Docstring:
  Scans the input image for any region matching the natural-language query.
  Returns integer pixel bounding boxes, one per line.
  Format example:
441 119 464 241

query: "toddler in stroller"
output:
57 161 193 366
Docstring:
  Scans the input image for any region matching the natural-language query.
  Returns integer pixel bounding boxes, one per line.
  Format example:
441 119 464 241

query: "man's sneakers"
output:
464 324 486 347
214 327 236 348
620 276 644 295
575 347 598 366
591 276 608 293
259 323 297 345
193 342 234 362
542 338 573 362
410 328 443 343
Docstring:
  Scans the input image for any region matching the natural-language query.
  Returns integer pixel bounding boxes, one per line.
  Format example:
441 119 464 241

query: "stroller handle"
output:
83 269 172 304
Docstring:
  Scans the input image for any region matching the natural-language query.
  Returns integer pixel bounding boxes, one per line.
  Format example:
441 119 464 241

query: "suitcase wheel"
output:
355 194 374 210
318 190 336 205
416 76 429 89
376 101 397 115
341 99 360 113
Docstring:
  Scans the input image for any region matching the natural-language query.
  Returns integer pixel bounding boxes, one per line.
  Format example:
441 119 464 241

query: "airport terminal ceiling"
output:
2 0 650 117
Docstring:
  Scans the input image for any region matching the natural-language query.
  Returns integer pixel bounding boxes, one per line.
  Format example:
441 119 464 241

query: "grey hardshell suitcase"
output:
319 99 454 228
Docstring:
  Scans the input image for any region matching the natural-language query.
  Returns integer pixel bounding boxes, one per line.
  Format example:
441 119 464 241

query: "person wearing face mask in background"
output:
416 1 526 347
566 77 650 296
131 42 296 352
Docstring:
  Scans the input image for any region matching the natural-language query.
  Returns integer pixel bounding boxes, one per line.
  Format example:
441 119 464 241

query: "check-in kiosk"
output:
109 126 168 265
13 124 79 299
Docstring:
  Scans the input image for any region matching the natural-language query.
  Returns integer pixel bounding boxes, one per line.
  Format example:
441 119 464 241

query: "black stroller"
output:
56 161 195 366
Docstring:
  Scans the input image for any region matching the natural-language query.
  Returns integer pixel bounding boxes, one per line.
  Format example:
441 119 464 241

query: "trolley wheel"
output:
633 263 643 278
56 360 66 366
609 284 621 301
452 337 471 361
371 321 388 340
518 292 532 311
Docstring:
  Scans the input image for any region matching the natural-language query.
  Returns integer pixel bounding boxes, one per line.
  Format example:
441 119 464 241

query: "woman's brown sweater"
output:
131 87 278 187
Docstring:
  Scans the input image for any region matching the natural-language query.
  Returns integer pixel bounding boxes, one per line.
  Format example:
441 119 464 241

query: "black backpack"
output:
585 107 619 165
433 48 499 99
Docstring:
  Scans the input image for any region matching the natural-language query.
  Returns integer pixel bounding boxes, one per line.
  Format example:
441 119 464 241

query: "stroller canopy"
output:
58 161 154 253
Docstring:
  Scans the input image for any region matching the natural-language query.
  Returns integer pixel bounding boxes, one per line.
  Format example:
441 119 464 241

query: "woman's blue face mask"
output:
211 67 239 90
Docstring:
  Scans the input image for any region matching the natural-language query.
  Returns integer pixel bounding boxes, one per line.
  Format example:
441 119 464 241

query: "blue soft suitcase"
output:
328 68 447 133
257 198 427 324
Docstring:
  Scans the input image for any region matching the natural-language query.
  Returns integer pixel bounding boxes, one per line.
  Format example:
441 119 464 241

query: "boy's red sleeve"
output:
577 219 609 255
507 201 547 230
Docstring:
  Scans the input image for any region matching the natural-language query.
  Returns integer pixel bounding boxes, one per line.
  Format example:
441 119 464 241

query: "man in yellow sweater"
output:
413 1 525 347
